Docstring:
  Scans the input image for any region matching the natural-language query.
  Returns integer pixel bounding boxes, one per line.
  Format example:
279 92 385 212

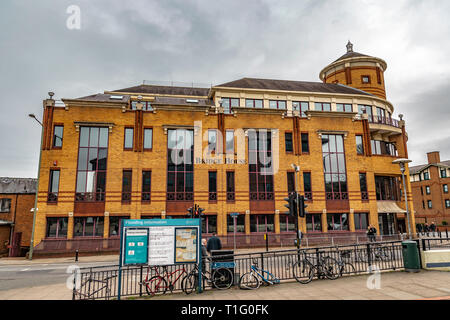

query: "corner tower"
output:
319 41 388 99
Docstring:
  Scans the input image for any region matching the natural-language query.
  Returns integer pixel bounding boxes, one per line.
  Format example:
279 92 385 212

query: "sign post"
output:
230 212 240 252
117 218 202 300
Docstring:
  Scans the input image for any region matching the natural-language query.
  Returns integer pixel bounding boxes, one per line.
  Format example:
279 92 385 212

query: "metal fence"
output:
72 240 405 300
420 235 450 251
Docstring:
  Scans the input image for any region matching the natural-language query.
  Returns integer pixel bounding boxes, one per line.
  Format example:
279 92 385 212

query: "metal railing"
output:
420 233 450 251
72 240 405 300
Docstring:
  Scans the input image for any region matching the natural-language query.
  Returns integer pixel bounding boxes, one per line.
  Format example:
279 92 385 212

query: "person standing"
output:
430 222 437 237
367 225 377 242
201 238 208 271
206 232 222 254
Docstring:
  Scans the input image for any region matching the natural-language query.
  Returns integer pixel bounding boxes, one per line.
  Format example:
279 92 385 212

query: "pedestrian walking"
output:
206 232 222 254
201 238 208 271
424 223 430 236
430 222 436 237
367 225 377 242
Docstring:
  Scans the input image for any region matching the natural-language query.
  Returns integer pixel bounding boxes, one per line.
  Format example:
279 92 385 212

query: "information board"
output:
120 218 201 266
124 229 148 265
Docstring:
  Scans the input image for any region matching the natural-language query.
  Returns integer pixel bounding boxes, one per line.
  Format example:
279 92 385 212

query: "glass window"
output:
209 171 217 201
292 101 309 117
336 103 352 112
202 215 217 234
301 133 309 153
322 134 347 200
445 199 450 208
287 172 295 194
246 99 263 108
226 171 235 202
48 169 60 203
109 216 129 236
142 171 151 201
426 186 431 194
53 125 64 148
144 128 153 150
356 135 364 155
249 130 274 201
208 130 217 153
0 198 11 212
424 172 430 180
280 215 296 232
250 214 274 233
327 213 349 231
362 76 370 83
76 127 108 202
285 132 293 152
315 102 331 111
226 130 234 154
46 217 68 238
124 128 133 149
444 184 448 193
73 217 104 237
354 213 368 230
269 100 286 109
306 214 322 232
227 214 245 233
441 169 447 178
427 200 432 208
121 170 132 202
303 172 312 198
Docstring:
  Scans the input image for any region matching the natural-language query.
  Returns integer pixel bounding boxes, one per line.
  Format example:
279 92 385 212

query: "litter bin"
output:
402 241 420 272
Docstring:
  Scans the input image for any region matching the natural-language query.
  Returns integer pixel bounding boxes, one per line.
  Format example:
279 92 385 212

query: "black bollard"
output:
75 249 79 262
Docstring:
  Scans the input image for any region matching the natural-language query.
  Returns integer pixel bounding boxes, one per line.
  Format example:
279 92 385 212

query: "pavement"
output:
144 270 450 301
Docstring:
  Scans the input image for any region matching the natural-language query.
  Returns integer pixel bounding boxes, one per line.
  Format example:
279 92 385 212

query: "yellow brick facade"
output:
32 46 416 249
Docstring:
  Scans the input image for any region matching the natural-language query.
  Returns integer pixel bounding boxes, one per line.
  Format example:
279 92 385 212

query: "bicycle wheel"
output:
340 262 356 276
239 272 260 290
145 276 168 296
212 268 234 290
182 272 206 294
321 257 340 280
292 260 313 284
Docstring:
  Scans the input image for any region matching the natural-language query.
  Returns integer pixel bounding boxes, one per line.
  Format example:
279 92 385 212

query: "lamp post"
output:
291 164 301 248
28 91 52 259
392 158 413 240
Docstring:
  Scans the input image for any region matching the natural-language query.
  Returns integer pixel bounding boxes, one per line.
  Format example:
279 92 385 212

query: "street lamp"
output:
392 158 413 240
27 100 48 259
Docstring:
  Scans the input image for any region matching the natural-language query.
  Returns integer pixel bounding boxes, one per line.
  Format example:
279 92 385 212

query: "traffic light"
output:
298 195 308 218
284 192 298 217
187 206 194 218
197 207 205 217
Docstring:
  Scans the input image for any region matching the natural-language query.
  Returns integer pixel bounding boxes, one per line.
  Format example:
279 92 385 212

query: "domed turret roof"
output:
333 41 370 62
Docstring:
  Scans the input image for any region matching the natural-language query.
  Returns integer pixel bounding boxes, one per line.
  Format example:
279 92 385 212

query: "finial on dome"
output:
346 40 353 53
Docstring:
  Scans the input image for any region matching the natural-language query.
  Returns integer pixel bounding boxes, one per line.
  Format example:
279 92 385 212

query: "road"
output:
0 259 117 291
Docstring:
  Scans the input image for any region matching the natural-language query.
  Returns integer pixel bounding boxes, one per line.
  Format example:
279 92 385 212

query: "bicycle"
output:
182 262 234 294
358 243 392 263
142 265 187 296
77 273 117 300
333 249 356 276
291 250 340 284
239 258 280 290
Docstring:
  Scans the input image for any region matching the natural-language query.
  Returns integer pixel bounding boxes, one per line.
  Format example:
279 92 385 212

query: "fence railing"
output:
420 234 450 251
72 240 405 300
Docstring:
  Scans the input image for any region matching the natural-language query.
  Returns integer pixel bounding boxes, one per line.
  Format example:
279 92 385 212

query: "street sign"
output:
230 212 240 217
124 229 148 265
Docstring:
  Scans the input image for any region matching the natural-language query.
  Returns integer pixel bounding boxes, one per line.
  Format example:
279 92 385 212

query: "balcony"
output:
368 115 400 128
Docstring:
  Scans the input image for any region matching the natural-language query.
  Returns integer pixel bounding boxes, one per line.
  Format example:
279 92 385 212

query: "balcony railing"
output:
367 115 400 128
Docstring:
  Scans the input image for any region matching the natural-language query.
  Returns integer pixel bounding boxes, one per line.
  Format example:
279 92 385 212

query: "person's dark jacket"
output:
201 245 208 258
206 236 222 253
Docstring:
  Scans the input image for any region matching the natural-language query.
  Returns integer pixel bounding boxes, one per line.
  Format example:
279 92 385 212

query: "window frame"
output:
221 97 239 114
143 127 153 151
427 200 432 209
208 171 217 202
73 216 104 238
306 213 322 233
361 75 371 84
208 129 217 154
250 214 275 233
225 130 234 154
124 127 134 151
336 103 353 112
425 186 431 195
301 132 309 154
303 171 312 201
0 198 12 213
269 100 286 110
284 131 293 153
52 124 64 149
226 171 235 203
121 169 132 203
45 217 68 238
444 184 448 193
354 213 369 230
356 134 364 155
245 99 263 108
47 168 60 204
315 102 331 112
359 172 368 201
142 170 152 202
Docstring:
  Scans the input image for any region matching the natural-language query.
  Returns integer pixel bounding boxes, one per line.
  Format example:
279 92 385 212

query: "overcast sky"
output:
1 0 449 178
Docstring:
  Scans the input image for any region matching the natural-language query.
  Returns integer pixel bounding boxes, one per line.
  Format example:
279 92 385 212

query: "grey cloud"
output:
1 0 450 177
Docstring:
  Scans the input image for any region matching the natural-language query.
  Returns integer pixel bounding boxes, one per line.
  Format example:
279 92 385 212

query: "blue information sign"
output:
123 228 148 265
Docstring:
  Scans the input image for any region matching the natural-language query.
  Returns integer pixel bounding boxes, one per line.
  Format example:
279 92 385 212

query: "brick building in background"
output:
410 151 450 227
31 42 416 255
0 178 36 257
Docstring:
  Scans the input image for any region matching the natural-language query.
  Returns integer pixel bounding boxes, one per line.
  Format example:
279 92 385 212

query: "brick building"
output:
0 178 37 257
32 42 415 254
410 151 450 226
